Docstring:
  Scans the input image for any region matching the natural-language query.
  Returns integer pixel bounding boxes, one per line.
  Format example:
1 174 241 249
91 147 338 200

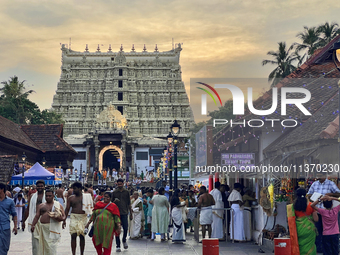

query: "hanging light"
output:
22 152 26 162
42 157 46 166
59 162 62 169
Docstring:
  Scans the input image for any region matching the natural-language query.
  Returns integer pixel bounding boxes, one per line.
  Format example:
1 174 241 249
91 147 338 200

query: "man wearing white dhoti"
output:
210 182 224 240
14 193 26 229
242 189 256 241
197 186 215 240
31 189 65 255
23 180 46 255
228 183 245 241
130 192 143 239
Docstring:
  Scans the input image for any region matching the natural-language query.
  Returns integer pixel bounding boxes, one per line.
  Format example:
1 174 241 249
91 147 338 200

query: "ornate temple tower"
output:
51 43 194 176
52 43 194 139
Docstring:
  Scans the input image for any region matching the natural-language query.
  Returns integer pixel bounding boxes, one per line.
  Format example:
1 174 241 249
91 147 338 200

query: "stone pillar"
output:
121 140 126 171
94 135 100 170
131 144 135 178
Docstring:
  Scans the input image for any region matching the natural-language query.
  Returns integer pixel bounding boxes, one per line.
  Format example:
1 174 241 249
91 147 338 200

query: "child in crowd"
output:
311 195 340 255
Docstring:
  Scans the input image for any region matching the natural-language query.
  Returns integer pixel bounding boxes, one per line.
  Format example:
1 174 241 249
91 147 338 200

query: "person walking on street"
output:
85 192 121 255
22 180 46 255
130 191 143 239
31 189 65 255
63 182 87 255
56 184 65 208
0 182 18 255
111 178 132 252
150 187 169 241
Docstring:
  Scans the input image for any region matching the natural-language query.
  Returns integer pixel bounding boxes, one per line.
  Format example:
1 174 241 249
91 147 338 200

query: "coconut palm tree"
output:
0 76 34 100
0 76 35 123
295 26 321 57
318 22 340 46
262 42 298 87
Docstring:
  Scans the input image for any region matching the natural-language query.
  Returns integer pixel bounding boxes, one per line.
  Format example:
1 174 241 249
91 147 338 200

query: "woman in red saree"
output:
85 192 121 255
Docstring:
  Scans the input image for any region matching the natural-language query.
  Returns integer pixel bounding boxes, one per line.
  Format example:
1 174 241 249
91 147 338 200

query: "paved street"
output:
8 218 275 255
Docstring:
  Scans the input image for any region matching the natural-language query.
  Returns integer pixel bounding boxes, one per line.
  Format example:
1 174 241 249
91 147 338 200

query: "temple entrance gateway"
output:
99 145 123 171
103 149 120 171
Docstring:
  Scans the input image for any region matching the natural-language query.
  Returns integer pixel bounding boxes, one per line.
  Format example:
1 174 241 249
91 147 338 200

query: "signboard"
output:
55 168 63 181
221 153 255 169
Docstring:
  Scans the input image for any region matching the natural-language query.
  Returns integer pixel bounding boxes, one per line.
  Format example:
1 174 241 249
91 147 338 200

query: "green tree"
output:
0 76 64 124
0 76 35 123
318 22 340 46
295 26 321 57
262 42 298 87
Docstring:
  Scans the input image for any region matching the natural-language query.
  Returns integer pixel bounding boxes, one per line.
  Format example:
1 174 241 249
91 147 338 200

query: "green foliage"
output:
295 26 322 57
0 76 64 125
262 42 298 87
263 21 340 87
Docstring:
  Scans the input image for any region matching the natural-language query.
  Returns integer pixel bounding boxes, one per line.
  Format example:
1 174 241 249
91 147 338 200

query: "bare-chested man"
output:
22 180 46 255
197 185 215 240
56 184 65 208
63 182 86 255
31 189 65 255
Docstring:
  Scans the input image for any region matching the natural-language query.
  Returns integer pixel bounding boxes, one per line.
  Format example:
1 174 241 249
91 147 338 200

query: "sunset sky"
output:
0 0 338 122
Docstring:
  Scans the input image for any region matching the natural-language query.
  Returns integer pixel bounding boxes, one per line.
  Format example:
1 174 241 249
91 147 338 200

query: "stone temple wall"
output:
52 44 194 138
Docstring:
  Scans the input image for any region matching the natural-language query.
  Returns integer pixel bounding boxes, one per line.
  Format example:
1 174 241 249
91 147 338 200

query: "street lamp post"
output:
170 120 181 190
21 152 26 189
162 146 167 182
167 132 173 196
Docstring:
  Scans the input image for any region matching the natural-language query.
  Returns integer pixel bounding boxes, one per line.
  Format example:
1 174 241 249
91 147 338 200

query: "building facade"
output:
52 43 194 176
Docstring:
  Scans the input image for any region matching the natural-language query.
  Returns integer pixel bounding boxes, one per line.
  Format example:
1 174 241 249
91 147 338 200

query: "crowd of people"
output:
0 178 261 255
92 168 156 185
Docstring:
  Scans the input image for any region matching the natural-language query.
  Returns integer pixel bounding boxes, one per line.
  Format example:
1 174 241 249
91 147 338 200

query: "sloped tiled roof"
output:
0 116 76 154
264 93 338 154
213 35 340 144
21 124 76 153
0 116 40 150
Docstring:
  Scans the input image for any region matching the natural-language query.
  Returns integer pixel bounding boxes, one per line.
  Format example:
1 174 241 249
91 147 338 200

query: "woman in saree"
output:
287 188 318 255
85 192 121 255
171 189 186 243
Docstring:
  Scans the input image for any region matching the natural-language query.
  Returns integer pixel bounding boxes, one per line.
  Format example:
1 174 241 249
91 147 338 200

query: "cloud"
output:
0 0 338 121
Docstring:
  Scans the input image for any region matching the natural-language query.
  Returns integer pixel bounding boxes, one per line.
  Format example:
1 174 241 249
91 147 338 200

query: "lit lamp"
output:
167 132 174 194
21 152 26 189
42 157 46 167
171 120 181 189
